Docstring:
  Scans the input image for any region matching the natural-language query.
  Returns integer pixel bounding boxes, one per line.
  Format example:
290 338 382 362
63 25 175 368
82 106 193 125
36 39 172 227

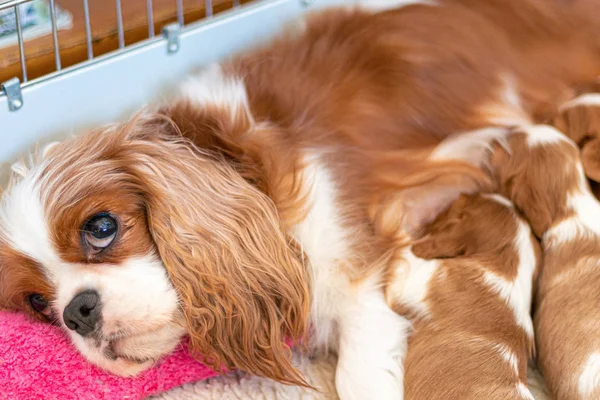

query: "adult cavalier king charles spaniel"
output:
1 0 600 399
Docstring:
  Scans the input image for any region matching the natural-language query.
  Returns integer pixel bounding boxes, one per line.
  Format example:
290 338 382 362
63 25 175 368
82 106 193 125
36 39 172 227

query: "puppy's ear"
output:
411 197 468 259
581 138 600 182
397 184 469 237
488 139 512 193
489 138 550 235
411 229 466 259
490 133 564 238
127 131 310 386
555 98 600 145
556 97 600 182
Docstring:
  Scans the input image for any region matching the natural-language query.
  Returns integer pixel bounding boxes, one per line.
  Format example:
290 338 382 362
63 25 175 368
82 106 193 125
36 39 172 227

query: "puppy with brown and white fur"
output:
491 124 600 399
386 193 539 400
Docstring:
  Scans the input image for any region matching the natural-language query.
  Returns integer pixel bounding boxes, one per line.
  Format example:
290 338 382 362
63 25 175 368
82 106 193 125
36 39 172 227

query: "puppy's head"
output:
412 193 519 259
0 111 309 384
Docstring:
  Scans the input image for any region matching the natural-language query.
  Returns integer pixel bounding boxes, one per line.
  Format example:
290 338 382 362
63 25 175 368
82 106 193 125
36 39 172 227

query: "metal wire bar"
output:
14 5 28 82
176 0 184 26
49 0 62 71
205 0 213 17
0 0 30 11
115 0 125 48
83 0 93 60
146 0 155 37
0 0 263 101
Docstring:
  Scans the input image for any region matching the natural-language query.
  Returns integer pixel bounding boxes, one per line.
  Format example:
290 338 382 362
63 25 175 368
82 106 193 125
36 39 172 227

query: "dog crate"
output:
0 0 349 164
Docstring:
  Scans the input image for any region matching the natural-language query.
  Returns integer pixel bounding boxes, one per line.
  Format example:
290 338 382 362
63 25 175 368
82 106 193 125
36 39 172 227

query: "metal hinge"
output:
1 78 23 112
163 23 181 54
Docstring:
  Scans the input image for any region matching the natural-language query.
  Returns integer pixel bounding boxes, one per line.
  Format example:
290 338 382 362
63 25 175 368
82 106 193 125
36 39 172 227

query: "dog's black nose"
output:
63 290 101 337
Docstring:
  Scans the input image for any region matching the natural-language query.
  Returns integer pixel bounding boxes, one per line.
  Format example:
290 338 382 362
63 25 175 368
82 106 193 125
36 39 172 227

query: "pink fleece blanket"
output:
0 311 218 400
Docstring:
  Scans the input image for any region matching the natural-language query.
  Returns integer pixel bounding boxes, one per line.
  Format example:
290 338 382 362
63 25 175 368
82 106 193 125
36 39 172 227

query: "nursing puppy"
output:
492 125 600 399
387 193 539 400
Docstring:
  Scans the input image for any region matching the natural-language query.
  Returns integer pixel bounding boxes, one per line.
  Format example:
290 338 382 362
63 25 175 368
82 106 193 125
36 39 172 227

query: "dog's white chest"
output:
290 154 354 351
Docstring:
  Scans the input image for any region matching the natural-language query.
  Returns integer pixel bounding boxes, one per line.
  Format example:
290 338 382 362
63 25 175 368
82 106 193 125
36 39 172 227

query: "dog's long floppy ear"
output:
124 121 310 386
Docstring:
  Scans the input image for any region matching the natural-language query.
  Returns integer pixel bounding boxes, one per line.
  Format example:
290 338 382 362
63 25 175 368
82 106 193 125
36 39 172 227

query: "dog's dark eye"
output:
82 213 118 250
29 293 48 313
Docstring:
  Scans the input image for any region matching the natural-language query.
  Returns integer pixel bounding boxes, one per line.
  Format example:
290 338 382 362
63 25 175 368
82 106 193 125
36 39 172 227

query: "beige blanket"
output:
153 354 552 400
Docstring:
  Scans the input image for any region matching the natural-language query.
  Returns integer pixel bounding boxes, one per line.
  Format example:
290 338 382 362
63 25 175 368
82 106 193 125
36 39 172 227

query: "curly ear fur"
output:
120 116 310 386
